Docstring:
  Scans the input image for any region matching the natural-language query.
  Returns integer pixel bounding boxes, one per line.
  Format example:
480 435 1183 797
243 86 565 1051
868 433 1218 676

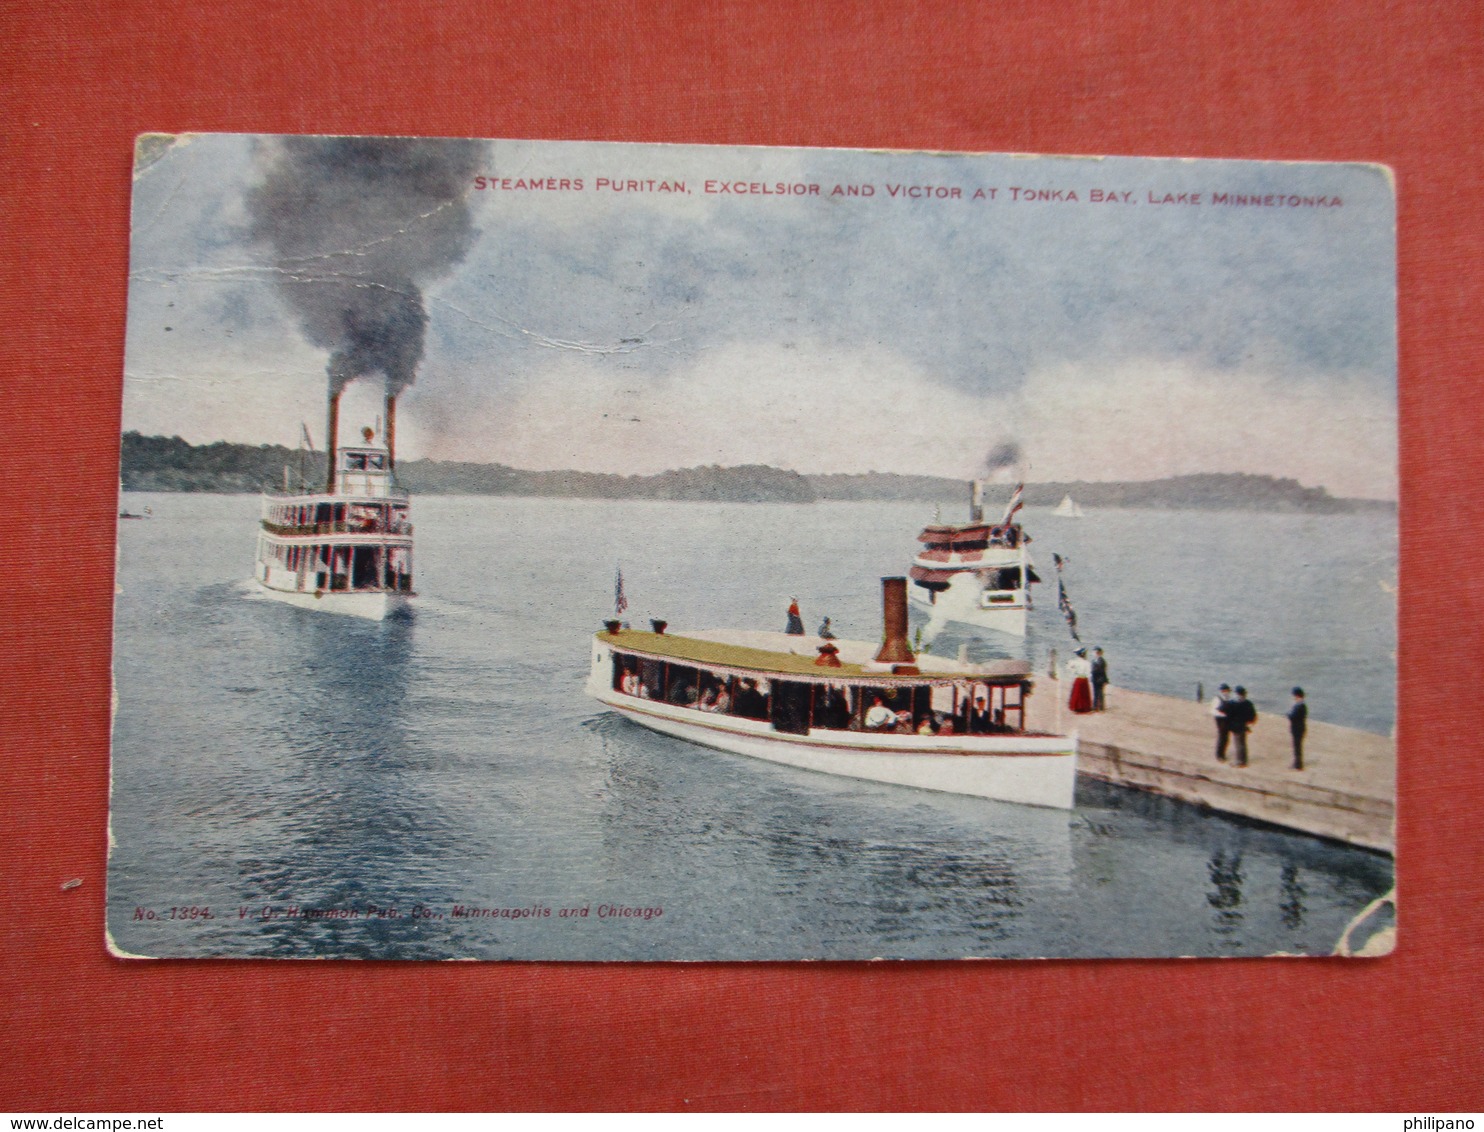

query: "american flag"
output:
1053 554 1081 641
1000 483 1025 526
614 567 628 616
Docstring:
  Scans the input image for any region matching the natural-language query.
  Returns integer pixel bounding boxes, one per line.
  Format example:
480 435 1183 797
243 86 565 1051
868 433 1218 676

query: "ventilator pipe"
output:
875 576 916 665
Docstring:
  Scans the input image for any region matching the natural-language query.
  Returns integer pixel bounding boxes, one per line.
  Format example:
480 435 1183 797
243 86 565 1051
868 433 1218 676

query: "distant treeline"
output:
119 432 1394 513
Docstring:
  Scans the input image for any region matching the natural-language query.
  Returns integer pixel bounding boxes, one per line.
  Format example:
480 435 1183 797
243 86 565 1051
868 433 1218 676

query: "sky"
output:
122 135 1397 498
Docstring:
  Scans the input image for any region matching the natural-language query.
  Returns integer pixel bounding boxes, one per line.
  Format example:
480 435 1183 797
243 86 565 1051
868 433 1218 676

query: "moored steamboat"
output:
909 481 1039 637
253 385 413 620
585 578 1075 809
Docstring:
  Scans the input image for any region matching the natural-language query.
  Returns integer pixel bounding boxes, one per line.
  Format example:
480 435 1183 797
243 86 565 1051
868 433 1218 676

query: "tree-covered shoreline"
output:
119 432 1393 513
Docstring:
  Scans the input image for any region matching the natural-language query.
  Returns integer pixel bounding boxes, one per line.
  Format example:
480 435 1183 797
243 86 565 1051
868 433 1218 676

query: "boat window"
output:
345 453 367 470
387 547 411 591
349 504 383 531
637 659 664 700
367 454 386 469
988 567 1022 591
666 664 701 706
731 678 770 720
770 681 812 735
612 654 639 694
812 684 855 731
350 546 380 590
959 681 1026 733
692 670 733 713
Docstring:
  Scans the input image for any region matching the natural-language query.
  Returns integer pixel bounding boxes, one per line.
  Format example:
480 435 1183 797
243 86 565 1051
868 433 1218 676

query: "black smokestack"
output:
325 389 341 492
385 393 397 470
248 137 488 402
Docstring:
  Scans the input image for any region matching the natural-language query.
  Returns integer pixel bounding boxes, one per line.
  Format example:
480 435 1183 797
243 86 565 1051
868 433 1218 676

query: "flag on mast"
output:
614 566 629 616
1053 553 1081 641
1000 483 1025 526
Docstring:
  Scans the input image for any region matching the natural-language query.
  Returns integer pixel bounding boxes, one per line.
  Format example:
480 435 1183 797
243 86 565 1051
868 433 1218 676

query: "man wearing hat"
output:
1090 647 1109 711
1287 688 1308 770
1227 686 1258 767
1212 683 1233 761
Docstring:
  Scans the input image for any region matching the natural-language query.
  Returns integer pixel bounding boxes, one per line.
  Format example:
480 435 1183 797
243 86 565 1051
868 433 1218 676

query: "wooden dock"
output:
1022 679 1395 853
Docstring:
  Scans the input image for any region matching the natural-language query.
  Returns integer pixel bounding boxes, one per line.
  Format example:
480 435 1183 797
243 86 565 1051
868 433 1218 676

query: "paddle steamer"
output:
253 386 413 620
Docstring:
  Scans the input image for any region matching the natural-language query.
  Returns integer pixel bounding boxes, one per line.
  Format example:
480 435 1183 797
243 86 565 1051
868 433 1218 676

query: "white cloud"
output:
1015 360 1396 498
413 347 1396 499
419 340 999 476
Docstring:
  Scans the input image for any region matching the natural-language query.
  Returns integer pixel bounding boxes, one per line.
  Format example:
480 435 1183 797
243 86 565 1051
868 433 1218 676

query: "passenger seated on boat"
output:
865 696 898 732
937 714 955 736
970 698 992 733
712 686 731 714
819 688 852 730
734 679 769 719
916 716 936 735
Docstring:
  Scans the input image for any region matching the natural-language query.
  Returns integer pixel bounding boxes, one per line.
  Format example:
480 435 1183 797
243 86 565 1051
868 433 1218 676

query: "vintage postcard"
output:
110 135 1396 960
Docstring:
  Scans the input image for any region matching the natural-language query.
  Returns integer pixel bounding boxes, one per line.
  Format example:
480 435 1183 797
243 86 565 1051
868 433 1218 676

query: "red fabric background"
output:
3 0 1481 1112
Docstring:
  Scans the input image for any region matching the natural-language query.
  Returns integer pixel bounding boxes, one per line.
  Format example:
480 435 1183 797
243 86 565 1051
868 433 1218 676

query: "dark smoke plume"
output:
248 137 488 397
983 441 1022 472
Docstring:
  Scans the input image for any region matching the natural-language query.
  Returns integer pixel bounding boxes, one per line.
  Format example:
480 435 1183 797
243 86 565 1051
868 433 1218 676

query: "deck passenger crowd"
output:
614 656 1023 736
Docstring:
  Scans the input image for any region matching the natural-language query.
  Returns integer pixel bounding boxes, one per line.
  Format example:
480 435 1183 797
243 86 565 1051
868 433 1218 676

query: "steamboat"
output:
908 481 1039 637
253 385 413 620
585 578 1076 809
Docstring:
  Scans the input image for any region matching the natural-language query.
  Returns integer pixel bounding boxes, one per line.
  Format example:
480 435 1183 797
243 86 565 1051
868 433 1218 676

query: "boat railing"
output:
260 520 414 538
262 485 411 502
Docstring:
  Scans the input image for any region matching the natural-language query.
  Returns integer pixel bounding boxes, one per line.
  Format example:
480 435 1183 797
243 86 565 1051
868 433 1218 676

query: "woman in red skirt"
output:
1067 647 1095 713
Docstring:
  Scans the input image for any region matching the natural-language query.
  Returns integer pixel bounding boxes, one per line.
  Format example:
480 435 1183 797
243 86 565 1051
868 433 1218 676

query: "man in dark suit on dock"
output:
1227 686 1257 767
1213 683 1233 761
1288 687 1308 770
1090 647 1109 711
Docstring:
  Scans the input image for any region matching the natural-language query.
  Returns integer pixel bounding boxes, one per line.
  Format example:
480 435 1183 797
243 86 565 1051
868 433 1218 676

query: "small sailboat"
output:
1051 495 1084 518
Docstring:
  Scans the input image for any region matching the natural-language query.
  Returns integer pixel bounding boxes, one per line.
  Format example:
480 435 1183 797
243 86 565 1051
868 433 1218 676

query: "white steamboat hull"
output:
589 687 1075 809
910 576 1029 637
255 580 411 621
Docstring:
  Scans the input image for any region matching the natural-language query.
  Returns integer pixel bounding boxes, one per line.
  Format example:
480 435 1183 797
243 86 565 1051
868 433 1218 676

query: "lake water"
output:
108 494 1396 960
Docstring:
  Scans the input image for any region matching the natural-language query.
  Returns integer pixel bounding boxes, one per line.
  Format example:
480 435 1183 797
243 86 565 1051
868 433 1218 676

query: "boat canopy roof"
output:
597 629 1032 685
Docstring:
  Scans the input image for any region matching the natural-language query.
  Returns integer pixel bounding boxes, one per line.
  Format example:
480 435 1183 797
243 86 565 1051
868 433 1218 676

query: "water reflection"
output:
586 712 1079 958
1279 862 1307 930
237 610 456 958
1206 850 1245 937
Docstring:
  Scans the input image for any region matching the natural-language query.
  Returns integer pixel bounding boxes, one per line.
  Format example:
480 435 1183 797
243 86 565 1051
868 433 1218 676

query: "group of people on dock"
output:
1211 684 1308 770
